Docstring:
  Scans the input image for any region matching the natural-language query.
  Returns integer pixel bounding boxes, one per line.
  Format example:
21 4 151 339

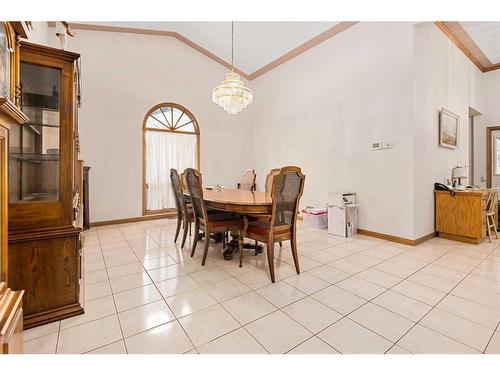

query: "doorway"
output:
487 126 500 189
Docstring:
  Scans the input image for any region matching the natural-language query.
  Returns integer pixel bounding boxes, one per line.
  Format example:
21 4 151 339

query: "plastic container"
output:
301 206 328 229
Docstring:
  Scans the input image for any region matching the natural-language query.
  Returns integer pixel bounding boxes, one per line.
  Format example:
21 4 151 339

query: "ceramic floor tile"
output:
178 304 240 347
420 308 494 351
86 340 127 354
106 261 144 279
328 259 371 274
287 336 339 354
203 278 251 302
140 255 177 270
451 284 500 310
348 302 414 342
336 276 387 300
286 256 323 271
391 280 446 306
256 281 307 308
23 321 60 342
113 284 162 312
23 333 58 354
155 275 200 298
166 287 218 318
57 315 122 354
245 310 312 354
190 267 232 285
221 291 277 325
85 269 109 284
282 296 342 333
118 300 175 338
357 268 403 288
437 294 500 329
373 262 416 278
283 272 331 295
372 290 433 322
235 269 274 289
85 280 112 301
61 295 116 330
197 328 267 354
386 345 412 354
398 324 479 354
408 271 460 293
109 271 153 294
307 265 351 284
312 285 367 315
125 320 194 354
485 330 500 353
318 318 392 354
147 264 185 283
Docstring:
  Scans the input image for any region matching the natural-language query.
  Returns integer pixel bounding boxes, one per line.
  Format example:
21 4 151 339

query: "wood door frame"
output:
486 126 500 188
142 102 200 216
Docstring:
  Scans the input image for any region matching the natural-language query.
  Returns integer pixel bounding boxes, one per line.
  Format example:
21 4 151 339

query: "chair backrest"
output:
485 190 497 214
184 168 207 222
240 169 256 191
269 166 306 229
170 169 186 216
265 168 280 194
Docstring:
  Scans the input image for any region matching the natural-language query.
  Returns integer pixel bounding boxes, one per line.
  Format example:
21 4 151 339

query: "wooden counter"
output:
435 188 498 244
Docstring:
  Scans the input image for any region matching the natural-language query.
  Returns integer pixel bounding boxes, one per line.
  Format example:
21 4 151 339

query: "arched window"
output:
143 103 200 214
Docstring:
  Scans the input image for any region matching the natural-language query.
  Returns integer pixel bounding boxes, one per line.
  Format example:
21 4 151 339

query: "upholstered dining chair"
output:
170 169 194 249
244 166 306 283
251 168 282 252
184 168 245 267
238 169 256 191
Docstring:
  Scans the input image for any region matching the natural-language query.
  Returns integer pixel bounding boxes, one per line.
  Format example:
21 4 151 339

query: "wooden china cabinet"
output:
0 21 30 353
7 41 84 329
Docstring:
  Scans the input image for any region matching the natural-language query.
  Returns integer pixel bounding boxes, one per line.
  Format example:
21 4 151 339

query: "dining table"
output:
184 188 272 259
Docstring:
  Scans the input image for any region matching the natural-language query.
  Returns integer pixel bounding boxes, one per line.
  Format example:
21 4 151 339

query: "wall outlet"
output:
381 142 393 149
372 142 382 150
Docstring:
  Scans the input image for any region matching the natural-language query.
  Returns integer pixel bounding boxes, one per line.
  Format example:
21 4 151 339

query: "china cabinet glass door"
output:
9 63 60 203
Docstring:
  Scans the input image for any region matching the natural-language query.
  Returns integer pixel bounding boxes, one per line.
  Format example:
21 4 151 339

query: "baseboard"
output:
357 228 436 246
90 212 176 227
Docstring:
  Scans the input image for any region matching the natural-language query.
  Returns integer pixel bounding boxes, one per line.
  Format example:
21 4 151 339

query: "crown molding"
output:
47 21 358 80
435 21 500 73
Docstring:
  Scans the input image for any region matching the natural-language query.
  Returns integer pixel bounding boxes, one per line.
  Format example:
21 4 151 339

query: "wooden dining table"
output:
184 188 272 258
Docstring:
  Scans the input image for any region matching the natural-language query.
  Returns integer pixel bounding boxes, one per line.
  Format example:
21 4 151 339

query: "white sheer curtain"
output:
145 131 196 210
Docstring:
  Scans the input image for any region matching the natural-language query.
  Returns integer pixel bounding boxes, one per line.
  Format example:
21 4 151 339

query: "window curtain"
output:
145 131 196 210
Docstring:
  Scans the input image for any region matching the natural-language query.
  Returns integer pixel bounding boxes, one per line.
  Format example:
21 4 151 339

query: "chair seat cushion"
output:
200 213 243 230
247 220 291 237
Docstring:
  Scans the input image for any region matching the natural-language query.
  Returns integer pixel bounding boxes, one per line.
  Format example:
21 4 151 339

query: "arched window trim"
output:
142 102 200 216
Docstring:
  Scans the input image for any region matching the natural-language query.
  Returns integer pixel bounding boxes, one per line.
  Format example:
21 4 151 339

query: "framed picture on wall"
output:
439 108 459 149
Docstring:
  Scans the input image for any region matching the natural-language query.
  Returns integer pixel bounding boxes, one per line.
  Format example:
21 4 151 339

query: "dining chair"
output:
238 169 256 191
485 190 498 243
244 166 306 283
252 168 282 252
170 169 194 249
184 168 245 267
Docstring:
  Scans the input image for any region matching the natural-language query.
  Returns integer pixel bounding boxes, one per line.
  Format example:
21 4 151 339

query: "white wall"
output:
413 23 483 239
30 25 253 222
249 22 416 239
474 70 500 187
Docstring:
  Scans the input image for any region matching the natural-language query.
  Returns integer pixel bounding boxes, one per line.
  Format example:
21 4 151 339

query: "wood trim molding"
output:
47 21 358 80
486 126 500 188
248 21 359 80
357 228 436 246
90 212 176 227
435 21 500 73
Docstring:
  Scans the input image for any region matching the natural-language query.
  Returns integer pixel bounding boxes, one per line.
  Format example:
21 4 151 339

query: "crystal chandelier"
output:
212 22 253 115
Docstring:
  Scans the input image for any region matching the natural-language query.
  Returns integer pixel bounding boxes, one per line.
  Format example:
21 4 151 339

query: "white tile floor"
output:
22 218 500 354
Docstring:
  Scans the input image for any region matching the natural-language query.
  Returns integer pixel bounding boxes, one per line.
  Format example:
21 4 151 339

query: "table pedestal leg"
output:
223 231 263 260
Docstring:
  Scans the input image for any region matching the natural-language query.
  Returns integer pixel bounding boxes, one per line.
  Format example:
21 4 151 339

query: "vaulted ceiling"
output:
61 21 358 80
437 21 500 72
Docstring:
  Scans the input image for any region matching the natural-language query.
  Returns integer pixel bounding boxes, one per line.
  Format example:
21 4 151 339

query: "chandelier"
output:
212 22 253 115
